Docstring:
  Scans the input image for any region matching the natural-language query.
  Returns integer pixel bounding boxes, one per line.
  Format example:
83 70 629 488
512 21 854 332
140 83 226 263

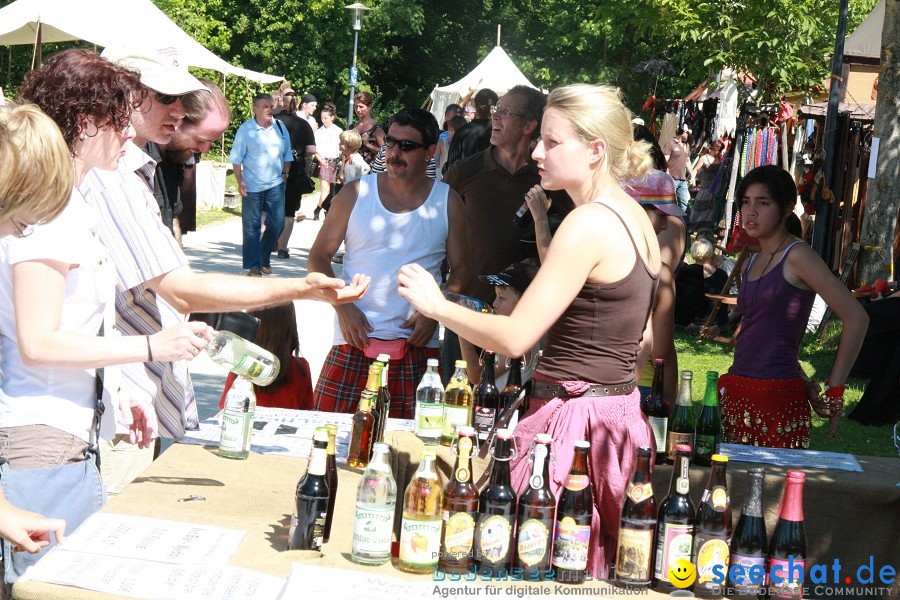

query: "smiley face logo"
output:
667 558 696 588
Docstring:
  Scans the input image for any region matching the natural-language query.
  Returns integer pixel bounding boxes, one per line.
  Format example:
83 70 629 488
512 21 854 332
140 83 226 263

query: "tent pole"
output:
497 24 501 47
221 74 227 161
31 21 42 70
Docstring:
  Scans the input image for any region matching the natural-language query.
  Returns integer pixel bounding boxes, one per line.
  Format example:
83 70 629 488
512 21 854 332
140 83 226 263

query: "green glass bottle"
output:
694 371 722 467
664 371 696 463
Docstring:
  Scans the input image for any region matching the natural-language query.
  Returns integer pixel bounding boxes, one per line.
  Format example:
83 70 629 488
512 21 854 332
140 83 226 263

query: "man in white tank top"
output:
309 108 470 417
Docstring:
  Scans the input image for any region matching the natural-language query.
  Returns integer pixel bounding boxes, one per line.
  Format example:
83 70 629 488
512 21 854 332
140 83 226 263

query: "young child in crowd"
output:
314 130 370 220
219 303 314 410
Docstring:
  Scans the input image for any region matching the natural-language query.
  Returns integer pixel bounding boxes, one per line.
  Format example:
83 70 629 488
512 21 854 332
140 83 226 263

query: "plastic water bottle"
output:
414 358 444 445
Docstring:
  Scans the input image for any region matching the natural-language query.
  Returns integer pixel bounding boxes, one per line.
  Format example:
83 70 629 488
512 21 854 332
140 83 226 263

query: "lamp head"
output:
344 3 372 31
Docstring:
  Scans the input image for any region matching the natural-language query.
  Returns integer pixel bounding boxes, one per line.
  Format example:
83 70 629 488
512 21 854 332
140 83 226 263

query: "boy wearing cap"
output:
461 260 541 388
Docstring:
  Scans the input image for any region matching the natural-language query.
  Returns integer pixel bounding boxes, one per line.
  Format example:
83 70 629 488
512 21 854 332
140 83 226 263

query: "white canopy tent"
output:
427 45 537 122
0 0 282 84
844 0 884 61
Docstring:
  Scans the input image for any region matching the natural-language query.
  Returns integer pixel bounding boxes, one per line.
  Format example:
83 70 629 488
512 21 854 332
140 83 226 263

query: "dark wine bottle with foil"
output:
729 467 768 598
615 446 656 588
288 430 330 551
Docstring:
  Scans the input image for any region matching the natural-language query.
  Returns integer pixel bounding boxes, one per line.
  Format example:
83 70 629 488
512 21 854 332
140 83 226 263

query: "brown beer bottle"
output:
615 446 657 588
552 441 594 584
474 429 516 577
323 424 339 543
472 351 500 443
499 356 524 430
641 359 670 464
652 443 696 593
347 363 380 469
514 433 556 580
439 426 480 574
692 454 732 598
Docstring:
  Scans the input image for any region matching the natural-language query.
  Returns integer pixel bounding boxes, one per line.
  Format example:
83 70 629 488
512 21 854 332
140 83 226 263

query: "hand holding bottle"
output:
149 322 212 361
523 184 551 226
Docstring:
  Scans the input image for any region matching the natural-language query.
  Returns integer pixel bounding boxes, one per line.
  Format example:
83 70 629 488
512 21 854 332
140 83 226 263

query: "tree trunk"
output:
858 0 900 285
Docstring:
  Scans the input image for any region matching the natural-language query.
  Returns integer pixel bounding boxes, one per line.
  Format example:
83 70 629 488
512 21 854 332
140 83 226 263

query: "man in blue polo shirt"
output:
229 93 293 276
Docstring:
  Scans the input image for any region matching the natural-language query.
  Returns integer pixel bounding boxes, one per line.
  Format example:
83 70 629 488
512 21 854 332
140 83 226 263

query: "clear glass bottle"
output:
443 290 494 313
219 376 254 460
414 358 444 445
351 443 397 565
206 330 280 386
398 450 444 574
441 360 473 446
665 371 696 462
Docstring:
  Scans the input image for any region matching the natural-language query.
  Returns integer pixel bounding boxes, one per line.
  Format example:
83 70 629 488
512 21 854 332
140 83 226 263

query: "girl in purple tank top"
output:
719 166 868 448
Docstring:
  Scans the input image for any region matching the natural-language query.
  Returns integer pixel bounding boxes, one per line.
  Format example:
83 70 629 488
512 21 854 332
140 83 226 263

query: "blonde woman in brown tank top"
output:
399 84 661 579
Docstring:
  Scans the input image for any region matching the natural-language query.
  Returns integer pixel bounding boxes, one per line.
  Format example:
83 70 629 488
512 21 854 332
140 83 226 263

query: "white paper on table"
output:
868 137 879 179
22 549 285 600
59 513 246 565
178 407 414 461
718 444 863 472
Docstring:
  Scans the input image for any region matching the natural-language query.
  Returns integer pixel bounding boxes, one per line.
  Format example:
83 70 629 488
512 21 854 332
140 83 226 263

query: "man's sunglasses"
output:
384 135 427 152
154 92 185 105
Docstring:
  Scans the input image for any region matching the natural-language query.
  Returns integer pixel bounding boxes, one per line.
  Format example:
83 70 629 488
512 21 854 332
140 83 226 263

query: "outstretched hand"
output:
305 272 371 305
0 495 66 554
397 264 446 319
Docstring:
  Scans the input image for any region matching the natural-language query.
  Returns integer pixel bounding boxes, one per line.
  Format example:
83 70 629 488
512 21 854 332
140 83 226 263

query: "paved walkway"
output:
180 197 338 422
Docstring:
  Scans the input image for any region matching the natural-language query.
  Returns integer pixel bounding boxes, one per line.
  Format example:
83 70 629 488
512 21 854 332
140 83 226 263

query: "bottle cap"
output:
653 358 664 365
496 429 513 440
681 370 693 379
711 454 728 462
426 358 439 367
749 467 766 477
707 370 720 379
786 470 806 483
457 426 476 437
454 359 467 368
376 353 391 362
325 424 337 437
536 433 553 444
674 443 692 453
312 430 328 443
372 442 390 453
573 440 590 449
636 446 652 457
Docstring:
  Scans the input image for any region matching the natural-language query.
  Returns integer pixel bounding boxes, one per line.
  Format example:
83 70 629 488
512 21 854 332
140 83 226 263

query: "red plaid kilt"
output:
718 373 811 449
313 344 440 418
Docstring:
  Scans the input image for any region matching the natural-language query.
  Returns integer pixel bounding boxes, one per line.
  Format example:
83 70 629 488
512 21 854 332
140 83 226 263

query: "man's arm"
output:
228 124 247 197
232 164 246 197
444 189 471 294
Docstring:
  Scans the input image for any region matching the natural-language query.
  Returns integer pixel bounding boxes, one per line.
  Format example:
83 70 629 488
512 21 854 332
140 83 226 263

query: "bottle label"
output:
768 557 805 599
473 406 496 440
477 515 512 563
220 411 247 452
442 404 471 439
444 512 475 556
551 516 590 570
352 506 394 555
564 474 590 491
676 477 690 495
516 518 550 566
695 536 730 585
666 431 695 460
701 485 729 512
648 416 667 454
399 517 442 567
232 354 274 382
291 510 326 551
695 433 716 458
415 402 443 438
654 523 693 581
615 527 653 581
731 554 766 590
625 482 653 504
455 436 473 482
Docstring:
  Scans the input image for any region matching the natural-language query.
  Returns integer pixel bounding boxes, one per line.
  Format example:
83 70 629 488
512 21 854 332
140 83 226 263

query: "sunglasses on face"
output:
384 135 427 152
490 105 528 119
154 92 184 105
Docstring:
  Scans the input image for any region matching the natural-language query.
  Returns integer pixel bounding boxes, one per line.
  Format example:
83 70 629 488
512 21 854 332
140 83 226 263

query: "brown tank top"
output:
538 203 659 384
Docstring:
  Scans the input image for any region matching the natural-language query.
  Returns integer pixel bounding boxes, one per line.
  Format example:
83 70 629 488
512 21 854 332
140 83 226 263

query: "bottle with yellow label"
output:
514 433 555 580
398 450 443 574
439 426 479 573
615 446 657 588
692 454 732 598
552 440 594 583
441 360 473 446
474 428 516 577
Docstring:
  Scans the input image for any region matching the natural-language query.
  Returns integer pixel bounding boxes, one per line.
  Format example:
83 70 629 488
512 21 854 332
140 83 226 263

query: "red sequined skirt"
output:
718 373 811 449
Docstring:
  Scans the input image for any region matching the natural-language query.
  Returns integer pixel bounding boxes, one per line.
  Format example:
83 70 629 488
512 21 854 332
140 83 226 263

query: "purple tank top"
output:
731 241 815 380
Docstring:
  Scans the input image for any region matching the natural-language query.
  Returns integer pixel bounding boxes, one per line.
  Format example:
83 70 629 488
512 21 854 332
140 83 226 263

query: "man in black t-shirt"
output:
274 93 317 258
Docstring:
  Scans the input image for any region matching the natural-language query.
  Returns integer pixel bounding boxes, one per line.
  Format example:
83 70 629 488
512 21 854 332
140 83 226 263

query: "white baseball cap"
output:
101 44 207 96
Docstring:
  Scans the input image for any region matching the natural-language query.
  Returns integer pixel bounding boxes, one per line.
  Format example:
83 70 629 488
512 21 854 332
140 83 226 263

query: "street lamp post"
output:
344 3 371 127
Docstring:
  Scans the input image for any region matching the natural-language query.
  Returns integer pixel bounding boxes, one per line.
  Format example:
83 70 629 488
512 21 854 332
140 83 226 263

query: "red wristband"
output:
824 383 845 398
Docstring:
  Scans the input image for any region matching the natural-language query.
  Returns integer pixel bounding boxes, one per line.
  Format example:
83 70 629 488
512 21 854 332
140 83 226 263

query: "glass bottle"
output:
615 446 657 588
347 363 381 468
398 450 444 574
665 371 696 462
323 424 338 543
351 443 397 565
642 359 670 464
219 376 253 460
414 358 444 445
472 351 500 443
692 454 732 598
695 371 722 466
514 433 556 580
499 356 524 431
766 470 807 599
552 441 594 584
443 290 494 313
373 354 392 444
206 330 280 386
474 428 516 577
288 429 330 550
652 443 696 592
441 360 473 446
729 467 768 598
439 426 480 573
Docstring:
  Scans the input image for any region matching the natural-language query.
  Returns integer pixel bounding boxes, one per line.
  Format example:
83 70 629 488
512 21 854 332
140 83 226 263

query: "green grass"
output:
675 323 895 457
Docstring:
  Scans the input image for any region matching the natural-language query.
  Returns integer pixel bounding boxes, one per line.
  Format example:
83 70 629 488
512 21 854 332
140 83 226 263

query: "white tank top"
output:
336 174 450 347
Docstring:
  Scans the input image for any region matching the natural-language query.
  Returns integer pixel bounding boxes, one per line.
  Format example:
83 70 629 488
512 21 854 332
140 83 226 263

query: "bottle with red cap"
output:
765 470 807 599
652 443 696 593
